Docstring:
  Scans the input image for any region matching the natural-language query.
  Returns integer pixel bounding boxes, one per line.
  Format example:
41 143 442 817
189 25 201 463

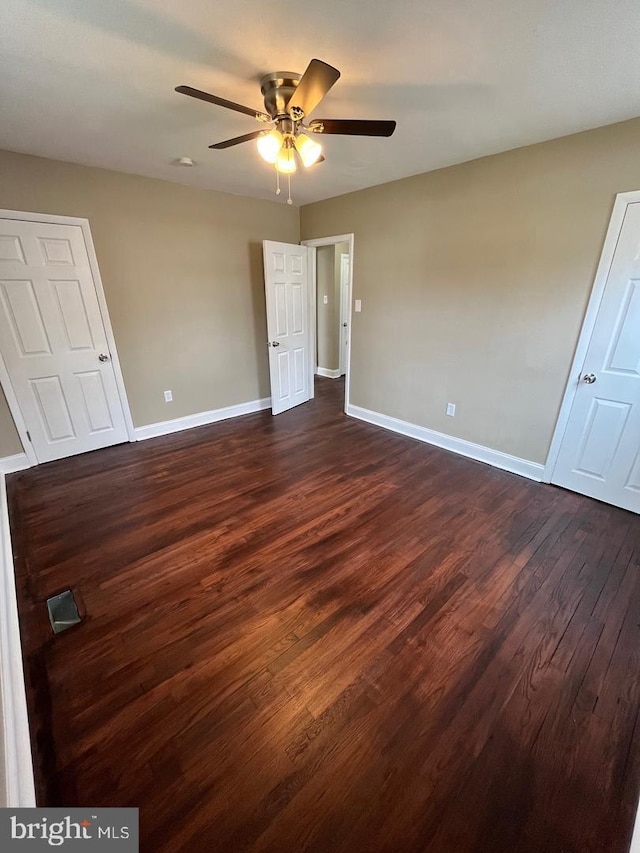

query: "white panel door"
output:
0 219 128 463
552 203 640 513
263 241 311 415
339 253 350 376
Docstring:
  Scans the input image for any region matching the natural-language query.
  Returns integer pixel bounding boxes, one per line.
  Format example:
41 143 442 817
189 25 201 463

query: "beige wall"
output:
4 117 640 466
301 117 640 464
0 149 299 457
0 387 21 458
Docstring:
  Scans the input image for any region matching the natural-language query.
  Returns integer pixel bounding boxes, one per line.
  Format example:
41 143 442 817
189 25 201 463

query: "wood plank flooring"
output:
7 377 640 852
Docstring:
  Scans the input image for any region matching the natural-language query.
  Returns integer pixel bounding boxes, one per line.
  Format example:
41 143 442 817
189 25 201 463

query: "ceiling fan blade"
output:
309 119 397 137
209 130 265 149
286 59 340 118
176 85 269 121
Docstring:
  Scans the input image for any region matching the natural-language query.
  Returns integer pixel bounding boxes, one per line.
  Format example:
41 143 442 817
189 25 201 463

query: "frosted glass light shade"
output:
294 133 322 167
257 130 283 164
275 144 296 173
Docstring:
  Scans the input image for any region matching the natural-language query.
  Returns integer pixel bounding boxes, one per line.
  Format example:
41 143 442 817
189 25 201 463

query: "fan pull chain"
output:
275 167 281 196
287 172 293 205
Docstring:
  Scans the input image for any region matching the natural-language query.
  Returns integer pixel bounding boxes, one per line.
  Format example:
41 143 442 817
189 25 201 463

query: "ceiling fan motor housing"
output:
260 72 302 120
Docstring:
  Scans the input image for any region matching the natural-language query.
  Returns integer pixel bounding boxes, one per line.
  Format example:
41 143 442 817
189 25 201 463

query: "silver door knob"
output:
271 341 280 347
582 373 596 384
98 353 110 362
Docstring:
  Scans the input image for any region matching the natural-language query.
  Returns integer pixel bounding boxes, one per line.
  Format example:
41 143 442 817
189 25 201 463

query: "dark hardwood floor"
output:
7 377 640 852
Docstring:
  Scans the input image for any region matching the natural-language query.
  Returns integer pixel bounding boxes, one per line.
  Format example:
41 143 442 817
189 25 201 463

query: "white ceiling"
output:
2 0 640 206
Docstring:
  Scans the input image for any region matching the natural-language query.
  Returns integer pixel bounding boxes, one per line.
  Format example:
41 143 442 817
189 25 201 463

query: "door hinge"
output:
26 431 32 442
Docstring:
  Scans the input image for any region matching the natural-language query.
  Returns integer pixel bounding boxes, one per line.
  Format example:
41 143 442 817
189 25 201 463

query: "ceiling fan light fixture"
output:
177 58 396 201
257 129 283 164
275 140 297 174
294 133 323 167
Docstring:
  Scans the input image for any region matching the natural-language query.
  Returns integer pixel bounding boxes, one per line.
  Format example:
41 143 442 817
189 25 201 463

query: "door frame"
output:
543 190 640 483
0 209 135 466
301 234 354 413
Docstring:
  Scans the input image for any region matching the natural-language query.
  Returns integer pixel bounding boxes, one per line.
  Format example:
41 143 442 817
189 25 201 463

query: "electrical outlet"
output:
164 390 173 402
446 402 456 417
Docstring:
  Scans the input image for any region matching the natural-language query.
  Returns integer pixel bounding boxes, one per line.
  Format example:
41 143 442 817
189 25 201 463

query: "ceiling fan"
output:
176 59 397 202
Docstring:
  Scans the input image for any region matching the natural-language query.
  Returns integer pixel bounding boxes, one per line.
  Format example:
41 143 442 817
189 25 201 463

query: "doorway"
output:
302 234 354 413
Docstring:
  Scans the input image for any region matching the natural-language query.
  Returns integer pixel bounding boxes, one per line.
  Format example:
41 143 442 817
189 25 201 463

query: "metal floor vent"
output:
47 589 82 634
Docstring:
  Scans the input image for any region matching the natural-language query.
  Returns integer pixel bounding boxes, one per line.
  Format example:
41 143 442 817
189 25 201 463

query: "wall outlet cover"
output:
164 390 173 402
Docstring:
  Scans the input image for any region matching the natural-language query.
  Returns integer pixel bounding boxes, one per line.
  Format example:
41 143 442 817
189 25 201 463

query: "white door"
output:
552 202 640 513
0 218 129 463
339 253 350 376
263 241 312 415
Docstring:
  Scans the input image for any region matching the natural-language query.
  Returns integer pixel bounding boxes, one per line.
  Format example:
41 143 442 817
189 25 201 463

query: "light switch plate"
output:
355 299 362 312
323 294 328 304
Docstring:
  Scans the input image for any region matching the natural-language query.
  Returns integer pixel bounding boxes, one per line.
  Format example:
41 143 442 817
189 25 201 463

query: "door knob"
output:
98 353 110 362
582 373 596 384
271 341 280 347
342 322 348 327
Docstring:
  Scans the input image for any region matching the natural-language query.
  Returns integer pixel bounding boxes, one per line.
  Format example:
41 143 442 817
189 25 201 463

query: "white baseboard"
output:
316 368 342 379
0 475 36 807
0 454 31 475
346 404 544 482
134 397 272 441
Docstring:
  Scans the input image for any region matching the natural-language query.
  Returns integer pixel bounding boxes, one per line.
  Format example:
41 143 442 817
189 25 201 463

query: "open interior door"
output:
551 201 640 513
0 217 129 463
339 252 350 376
263 241 312 415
